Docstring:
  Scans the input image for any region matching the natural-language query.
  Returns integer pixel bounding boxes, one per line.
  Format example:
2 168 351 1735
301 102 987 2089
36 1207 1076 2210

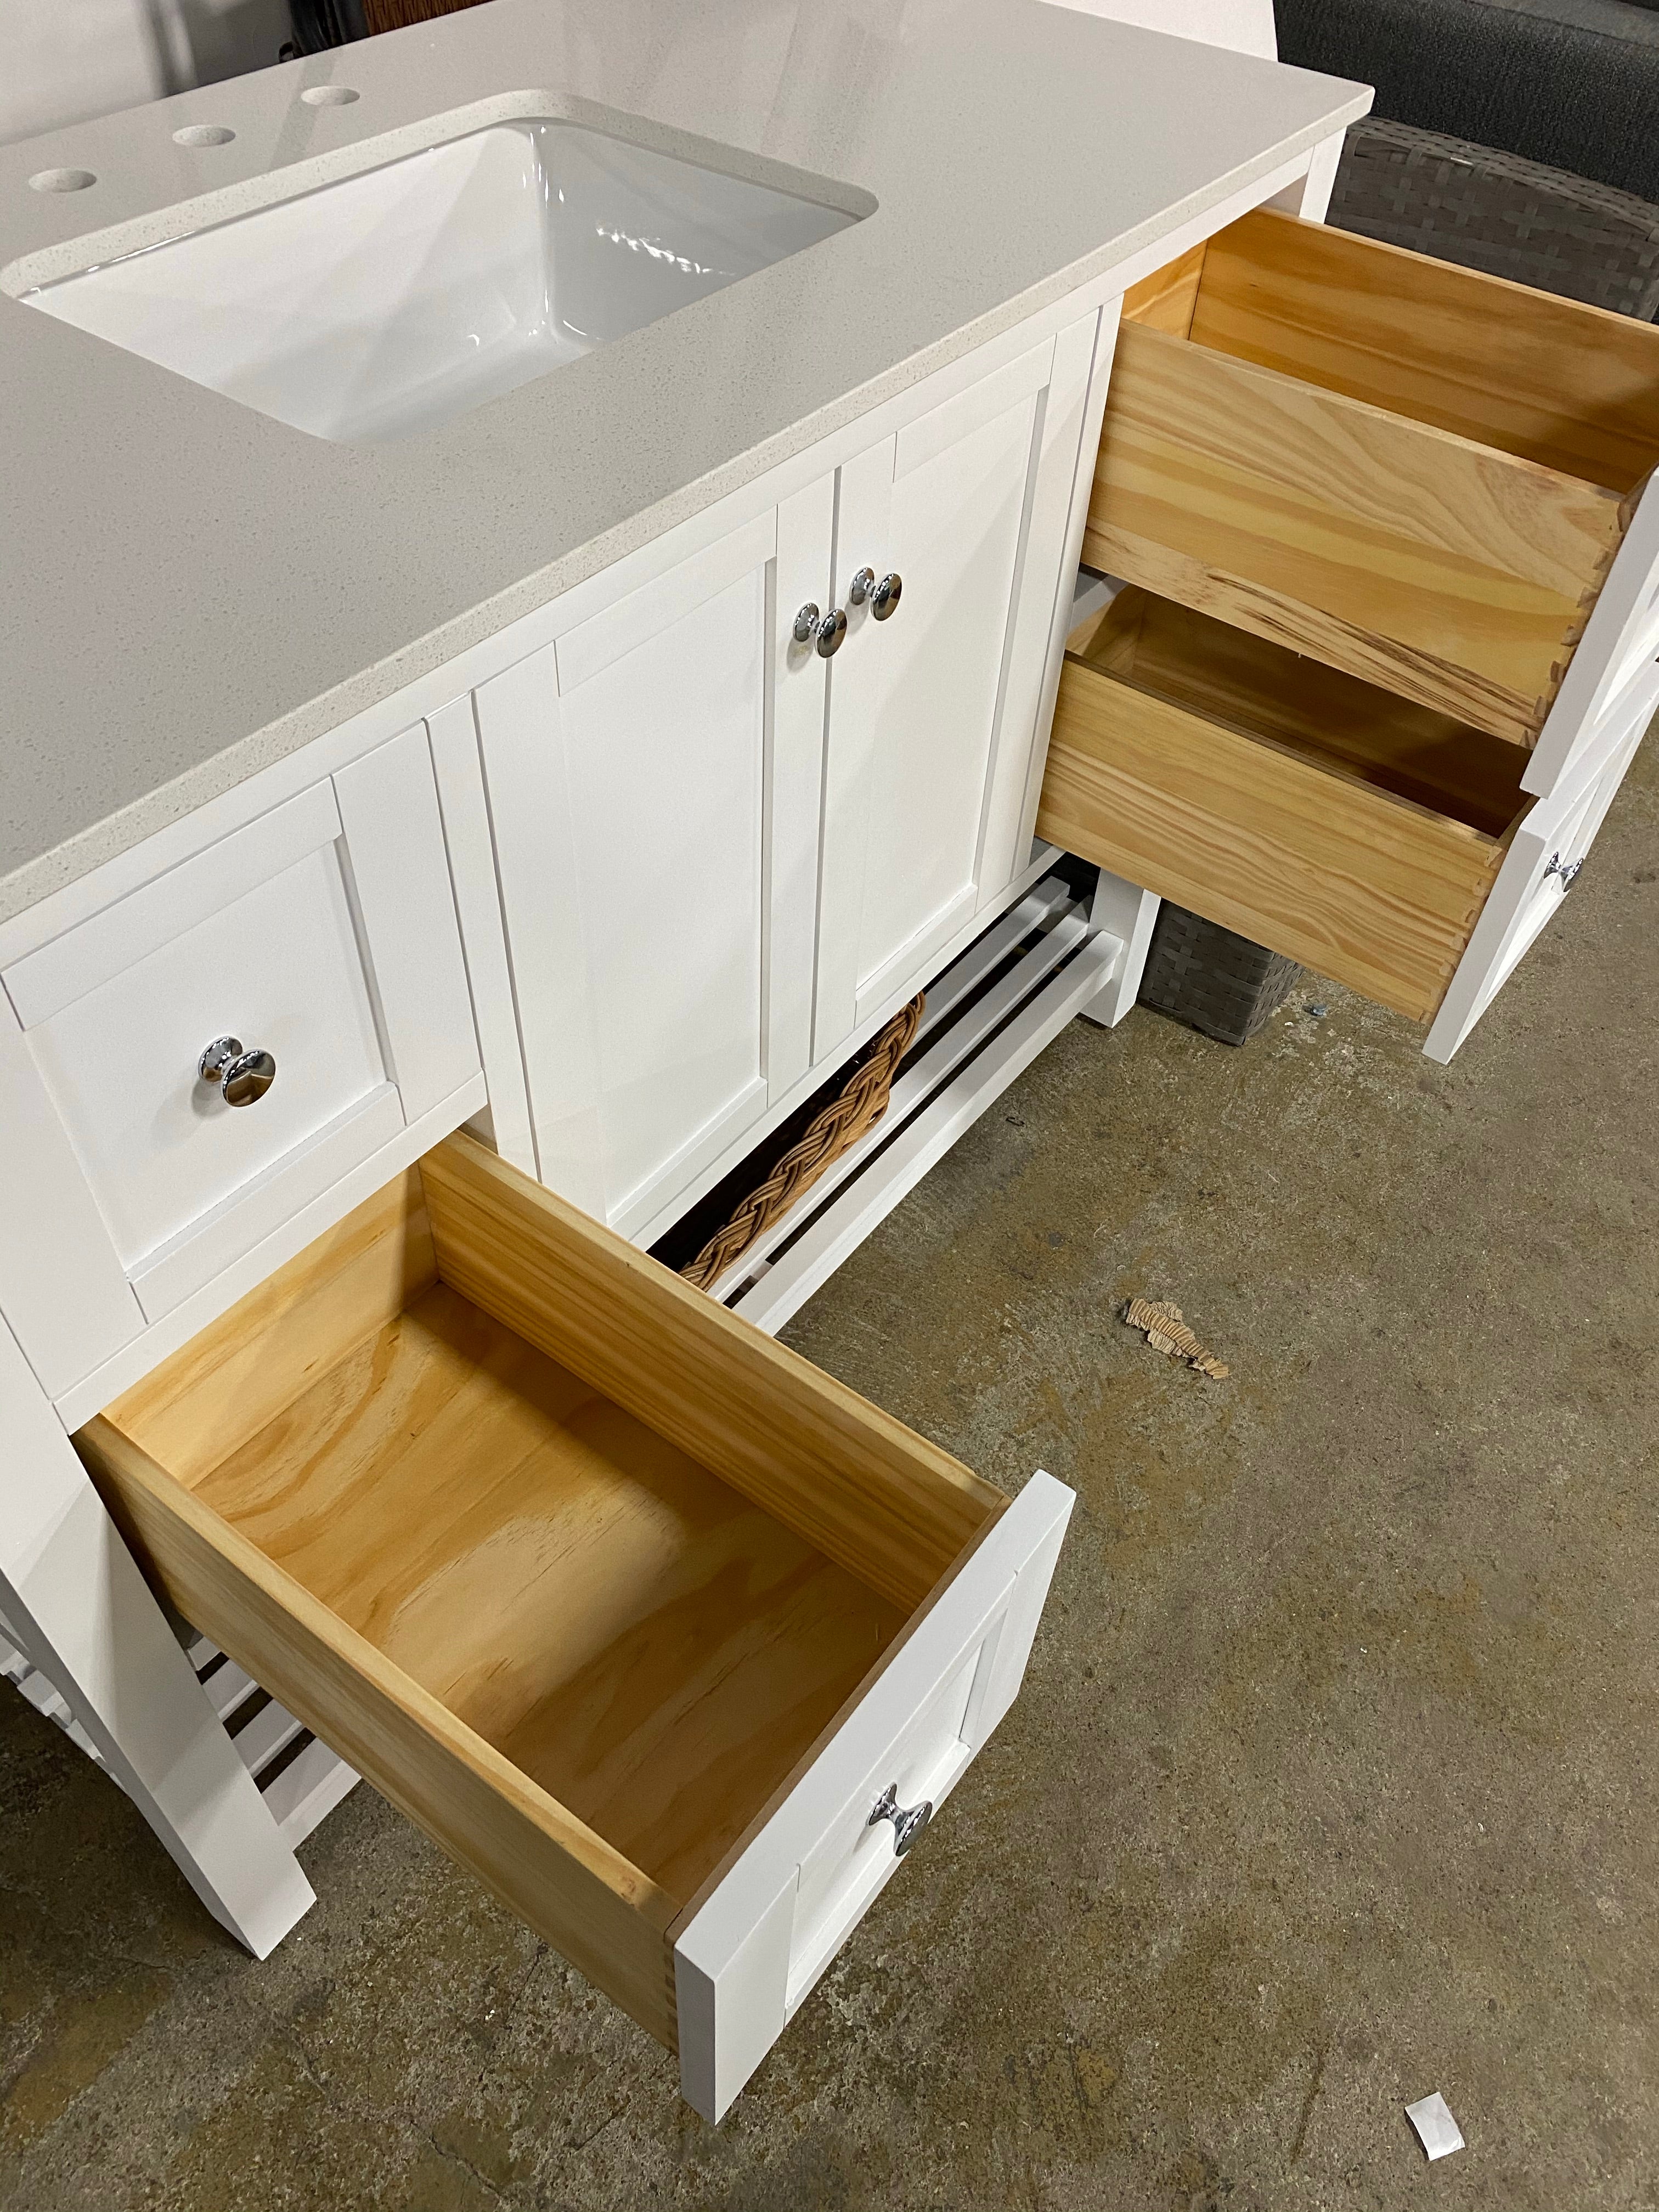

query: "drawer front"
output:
1525 477 1659 802
1039 652 1508 1023
673 1470 1073 2124
0 725 478 1385
1425 699 1651 1062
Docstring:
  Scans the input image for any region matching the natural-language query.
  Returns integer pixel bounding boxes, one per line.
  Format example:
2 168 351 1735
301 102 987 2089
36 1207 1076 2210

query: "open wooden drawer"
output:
72 1133 1072 2122
1091 209 1659 764
1040 584 1657 1056
1040 586 1535 1026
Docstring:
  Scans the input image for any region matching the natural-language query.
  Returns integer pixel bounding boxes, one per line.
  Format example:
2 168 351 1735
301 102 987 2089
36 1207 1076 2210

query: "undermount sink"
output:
19 119 863 443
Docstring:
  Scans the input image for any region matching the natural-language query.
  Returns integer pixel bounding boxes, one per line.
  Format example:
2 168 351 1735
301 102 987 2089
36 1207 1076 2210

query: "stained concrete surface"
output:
4 742 1658 2212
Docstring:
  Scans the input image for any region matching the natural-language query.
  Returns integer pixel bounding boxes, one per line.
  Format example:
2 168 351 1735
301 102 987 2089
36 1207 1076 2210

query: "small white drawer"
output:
0 723 479 1394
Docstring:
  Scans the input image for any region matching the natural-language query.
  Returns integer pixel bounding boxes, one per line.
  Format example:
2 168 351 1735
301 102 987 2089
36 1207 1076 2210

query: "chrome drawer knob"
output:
869 1781 932 1857
793 601 821 644
848 566 877 606
871 571 902 621
1544 851 1585 892
199 1034 276 1107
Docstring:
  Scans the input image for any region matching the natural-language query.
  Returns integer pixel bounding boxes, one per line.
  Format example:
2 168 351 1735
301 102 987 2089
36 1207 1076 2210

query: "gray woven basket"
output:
1328 115 1659 320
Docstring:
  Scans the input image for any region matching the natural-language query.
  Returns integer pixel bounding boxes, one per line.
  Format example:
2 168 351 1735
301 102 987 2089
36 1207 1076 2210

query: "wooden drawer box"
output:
1088 210 1659 756
72 1133 1071 2123
1039 588 1531 1024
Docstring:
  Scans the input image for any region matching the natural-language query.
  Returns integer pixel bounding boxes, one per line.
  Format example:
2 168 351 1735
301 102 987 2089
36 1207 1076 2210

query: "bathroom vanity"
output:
1 0 1654 2124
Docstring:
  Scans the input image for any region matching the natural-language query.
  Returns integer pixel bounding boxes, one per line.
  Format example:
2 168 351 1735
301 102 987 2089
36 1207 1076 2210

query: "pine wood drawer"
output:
72 1132 1071 2123
1038 589 1532 1023
1093 210 1659 753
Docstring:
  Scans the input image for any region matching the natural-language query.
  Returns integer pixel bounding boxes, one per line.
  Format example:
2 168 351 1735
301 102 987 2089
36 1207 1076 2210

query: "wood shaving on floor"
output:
1122 1296 1229 1379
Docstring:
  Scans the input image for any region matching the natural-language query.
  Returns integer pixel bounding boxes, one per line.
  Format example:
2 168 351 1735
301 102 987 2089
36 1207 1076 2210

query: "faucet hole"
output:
301 85 359 107
173 124 236 147
29 167 97 193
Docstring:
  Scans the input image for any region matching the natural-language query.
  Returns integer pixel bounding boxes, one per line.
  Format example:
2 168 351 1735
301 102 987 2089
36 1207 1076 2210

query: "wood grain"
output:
1121 242 1207 337
1196 209 1659 493
419 1136 1001 1615
1087 321 1628 747
76 1413 684 2050
104 1169 435 1485
1038 623 1517 1021
1112 591 1528 837
187 1280 902 1904
75 1132 1008 2050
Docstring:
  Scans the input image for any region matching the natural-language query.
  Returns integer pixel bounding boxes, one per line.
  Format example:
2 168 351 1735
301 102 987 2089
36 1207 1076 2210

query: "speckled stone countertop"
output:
0 0 1367 925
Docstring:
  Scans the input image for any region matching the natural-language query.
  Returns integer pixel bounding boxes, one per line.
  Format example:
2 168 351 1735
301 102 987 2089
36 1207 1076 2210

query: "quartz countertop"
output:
0 0 1368 925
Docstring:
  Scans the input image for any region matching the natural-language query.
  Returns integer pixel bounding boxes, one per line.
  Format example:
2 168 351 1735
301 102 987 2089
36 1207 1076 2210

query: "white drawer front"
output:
29 838 390 1287
0 724 479 1381
1426 701 1649 1063
673 1468 1073 2123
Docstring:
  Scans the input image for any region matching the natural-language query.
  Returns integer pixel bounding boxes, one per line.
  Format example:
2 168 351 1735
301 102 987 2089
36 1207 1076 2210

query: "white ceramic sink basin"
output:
20 119 861 442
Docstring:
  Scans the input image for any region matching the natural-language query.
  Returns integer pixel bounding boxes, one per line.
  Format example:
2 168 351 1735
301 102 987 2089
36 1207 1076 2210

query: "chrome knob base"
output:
869 1781 932 1857
199 1035 277 1107
848 566 877 606
871 571 902 620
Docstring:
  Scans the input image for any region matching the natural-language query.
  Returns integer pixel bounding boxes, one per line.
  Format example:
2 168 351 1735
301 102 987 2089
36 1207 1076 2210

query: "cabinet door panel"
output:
479 504 831 1238
815 337 1085 1060
856 385 1041 1011
562 565 770 1231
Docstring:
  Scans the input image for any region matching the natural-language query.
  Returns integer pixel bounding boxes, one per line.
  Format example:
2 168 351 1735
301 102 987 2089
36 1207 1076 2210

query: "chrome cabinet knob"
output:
793 602 848 656
199 1035 276 1107
848 566 877 606
1544 851 1586 892
871 571 902 621
869 1780 932 1857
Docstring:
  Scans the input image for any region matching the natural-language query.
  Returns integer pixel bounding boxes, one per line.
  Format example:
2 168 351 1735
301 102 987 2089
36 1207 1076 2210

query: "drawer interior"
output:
76 1135 1003 2041
1040 588 1531 1021
1103 210 1659 747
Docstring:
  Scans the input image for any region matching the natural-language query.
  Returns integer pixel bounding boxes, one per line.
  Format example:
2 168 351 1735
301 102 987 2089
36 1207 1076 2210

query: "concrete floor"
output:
5 741 1658 2211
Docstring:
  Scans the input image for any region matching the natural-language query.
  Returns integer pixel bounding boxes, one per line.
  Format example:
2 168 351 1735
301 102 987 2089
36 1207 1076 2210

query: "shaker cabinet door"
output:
813 316 1102 1063
476 492 832 1239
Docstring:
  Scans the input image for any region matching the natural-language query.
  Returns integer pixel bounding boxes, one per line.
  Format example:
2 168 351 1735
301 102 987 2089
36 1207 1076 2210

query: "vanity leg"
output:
1263 122 1347 222
0 1313 314 1957
1078 869 1159 1028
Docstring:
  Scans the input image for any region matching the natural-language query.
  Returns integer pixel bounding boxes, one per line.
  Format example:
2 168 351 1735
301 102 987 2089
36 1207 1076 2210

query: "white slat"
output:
260 1736 361 1848
232 1697 307 1780
710 890 1086 1303
732 923 1121 1333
